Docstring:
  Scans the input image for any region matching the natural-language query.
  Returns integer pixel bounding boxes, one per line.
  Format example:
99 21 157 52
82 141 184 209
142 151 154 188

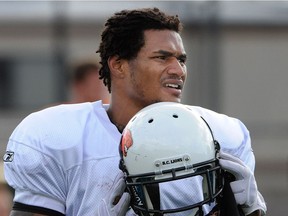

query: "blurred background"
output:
0 1 287 215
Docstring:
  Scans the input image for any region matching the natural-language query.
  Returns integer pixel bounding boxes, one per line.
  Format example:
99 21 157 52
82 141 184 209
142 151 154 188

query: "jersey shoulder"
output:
7 101 118 169
186 105 251 152
10 102 100 144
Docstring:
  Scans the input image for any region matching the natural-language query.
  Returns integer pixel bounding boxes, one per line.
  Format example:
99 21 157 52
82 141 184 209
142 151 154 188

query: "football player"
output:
4 7 266 216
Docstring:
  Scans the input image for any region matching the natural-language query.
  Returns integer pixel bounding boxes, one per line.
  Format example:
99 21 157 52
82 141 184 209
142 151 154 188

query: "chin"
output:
151 98 181 104
165 97 182 103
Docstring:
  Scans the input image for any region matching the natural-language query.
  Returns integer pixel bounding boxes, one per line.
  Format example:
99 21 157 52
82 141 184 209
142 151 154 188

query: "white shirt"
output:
4 101 255 215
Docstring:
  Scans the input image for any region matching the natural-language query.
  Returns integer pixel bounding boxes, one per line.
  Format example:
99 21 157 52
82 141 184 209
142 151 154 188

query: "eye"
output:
178 57 186 65
155 56 167 60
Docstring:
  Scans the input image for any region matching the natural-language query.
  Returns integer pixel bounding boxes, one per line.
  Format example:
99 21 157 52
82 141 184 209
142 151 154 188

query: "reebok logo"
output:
3 151 14 162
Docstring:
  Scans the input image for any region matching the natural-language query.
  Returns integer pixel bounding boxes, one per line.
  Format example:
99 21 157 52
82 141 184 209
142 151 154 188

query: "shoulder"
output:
11 102 96 138
187 105 245 127
7 101 113 167
12 101 106 137
185 105 250 153
186 105 245 126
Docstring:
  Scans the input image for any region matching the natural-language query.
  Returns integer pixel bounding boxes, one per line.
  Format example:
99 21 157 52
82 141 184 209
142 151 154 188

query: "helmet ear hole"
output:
148 118 154 123
173 114 178 118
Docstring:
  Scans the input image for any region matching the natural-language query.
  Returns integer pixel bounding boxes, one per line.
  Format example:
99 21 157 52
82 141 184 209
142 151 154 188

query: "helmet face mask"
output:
119 102 224 216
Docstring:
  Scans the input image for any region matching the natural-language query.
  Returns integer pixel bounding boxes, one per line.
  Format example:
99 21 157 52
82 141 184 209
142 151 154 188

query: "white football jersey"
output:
4 101 255 215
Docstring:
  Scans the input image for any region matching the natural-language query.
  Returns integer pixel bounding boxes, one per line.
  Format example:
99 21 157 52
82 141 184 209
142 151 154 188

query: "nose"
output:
167 57 186 78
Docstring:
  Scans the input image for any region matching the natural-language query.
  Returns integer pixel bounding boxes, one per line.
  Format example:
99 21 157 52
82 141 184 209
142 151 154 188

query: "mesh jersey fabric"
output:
4 101 256 215
5 101 122 215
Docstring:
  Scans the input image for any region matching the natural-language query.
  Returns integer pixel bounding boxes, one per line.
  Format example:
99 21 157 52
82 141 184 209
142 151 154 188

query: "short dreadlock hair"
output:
96 7 183 92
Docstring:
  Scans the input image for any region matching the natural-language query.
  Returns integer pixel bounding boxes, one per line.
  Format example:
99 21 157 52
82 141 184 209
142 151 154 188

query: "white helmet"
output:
119 102 223 216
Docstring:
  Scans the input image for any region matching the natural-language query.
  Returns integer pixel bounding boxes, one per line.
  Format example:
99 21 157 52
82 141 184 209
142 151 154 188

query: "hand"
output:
219 151 266 215
98 171 132 216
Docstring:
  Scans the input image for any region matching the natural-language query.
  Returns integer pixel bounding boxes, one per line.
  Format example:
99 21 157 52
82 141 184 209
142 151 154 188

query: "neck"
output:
106 102 142 133
107 91 157 132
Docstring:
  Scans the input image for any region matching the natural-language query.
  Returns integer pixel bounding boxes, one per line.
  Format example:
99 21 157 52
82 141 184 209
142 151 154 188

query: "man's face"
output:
124 29 187 108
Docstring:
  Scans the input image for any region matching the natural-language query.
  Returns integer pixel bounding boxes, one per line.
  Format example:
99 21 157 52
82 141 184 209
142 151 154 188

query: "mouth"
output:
162 79 184 98
165 83 182 90
164 78 184 90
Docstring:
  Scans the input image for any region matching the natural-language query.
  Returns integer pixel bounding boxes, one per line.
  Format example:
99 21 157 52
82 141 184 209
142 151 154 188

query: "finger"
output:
126 208 138 216
112 171 125 184
219 158 245 179
219 151 245 166
109 171 126 205
230 180 245 194
230 180 246 205
113 195 121 205
110 175 126 199
113 192 131 216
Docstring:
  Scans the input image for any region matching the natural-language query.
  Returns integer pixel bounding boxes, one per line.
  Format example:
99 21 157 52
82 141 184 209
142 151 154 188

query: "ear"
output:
108 55 128 79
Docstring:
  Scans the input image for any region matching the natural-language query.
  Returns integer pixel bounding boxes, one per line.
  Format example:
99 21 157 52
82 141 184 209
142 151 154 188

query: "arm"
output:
4 112 67 215
10 210 47 216
8 202 65 216
248 210 261 216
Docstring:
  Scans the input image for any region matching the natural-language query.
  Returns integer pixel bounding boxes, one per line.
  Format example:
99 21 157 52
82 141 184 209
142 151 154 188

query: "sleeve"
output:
201 110 255 172
230 118 255 172
4 114 67 214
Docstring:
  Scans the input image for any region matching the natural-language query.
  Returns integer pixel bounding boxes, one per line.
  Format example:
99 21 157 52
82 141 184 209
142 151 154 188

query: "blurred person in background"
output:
69 62 110 104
